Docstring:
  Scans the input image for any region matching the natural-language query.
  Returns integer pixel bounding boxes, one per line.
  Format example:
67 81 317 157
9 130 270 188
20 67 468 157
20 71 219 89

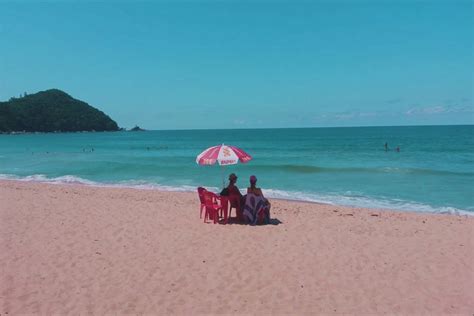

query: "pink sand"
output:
1 180 473 314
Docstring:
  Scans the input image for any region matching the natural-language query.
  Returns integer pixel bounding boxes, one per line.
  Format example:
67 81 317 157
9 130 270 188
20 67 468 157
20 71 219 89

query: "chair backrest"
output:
197 187 207 204
203 190 215 206
204 190 222 206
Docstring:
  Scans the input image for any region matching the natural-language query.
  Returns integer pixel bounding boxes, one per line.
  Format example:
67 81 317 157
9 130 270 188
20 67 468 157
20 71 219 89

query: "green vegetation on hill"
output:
0 89 119 133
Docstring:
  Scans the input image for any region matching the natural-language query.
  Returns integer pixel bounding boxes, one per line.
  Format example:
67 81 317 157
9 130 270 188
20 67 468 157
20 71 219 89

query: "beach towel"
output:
243 193 270 225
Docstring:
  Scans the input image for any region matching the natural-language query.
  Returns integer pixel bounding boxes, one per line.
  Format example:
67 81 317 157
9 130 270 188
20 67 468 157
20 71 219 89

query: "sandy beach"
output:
0 180 473 314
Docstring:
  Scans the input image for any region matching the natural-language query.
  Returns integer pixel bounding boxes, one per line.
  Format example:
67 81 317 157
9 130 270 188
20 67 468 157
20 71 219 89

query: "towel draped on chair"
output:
243 193 270 225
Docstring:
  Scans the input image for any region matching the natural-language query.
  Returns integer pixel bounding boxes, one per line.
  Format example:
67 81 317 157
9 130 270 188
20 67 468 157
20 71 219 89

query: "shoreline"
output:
1 179 473 314
0 177 471 217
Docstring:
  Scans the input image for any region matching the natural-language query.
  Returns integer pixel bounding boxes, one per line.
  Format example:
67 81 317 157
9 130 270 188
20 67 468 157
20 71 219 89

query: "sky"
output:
0 0 473 129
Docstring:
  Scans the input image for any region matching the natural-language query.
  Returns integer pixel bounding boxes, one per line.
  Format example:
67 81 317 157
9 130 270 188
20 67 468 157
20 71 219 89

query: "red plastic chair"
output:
197 187 207 219
203 191 223 224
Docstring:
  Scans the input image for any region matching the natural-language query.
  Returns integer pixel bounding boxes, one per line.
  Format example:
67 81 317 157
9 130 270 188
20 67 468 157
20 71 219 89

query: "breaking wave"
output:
1 173 471 216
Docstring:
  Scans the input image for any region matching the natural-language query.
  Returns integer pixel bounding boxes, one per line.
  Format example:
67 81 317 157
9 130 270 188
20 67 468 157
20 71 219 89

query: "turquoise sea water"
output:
0 125 473 215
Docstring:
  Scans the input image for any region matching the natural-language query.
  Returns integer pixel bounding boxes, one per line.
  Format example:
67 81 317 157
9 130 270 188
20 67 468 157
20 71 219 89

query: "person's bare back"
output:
247 187 263 196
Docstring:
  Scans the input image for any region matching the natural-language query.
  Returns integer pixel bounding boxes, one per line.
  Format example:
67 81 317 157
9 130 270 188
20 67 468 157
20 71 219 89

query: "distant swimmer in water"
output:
396 146 400 152
384 142 389 152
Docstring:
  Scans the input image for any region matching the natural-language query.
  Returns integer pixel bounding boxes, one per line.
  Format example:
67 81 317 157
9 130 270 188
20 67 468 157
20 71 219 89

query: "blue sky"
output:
0 0 472 129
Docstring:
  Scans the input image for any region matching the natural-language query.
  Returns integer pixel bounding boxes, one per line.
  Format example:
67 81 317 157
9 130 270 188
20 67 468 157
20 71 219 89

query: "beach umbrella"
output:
196 144 252 187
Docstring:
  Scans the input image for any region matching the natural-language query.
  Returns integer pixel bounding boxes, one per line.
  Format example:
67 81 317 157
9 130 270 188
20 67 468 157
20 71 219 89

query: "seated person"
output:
224 173 243 220
226 173 242 198
244 175 271 224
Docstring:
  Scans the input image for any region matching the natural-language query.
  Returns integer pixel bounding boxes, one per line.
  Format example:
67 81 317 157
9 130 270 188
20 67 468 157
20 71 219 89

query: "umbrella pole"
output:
220 165 225 189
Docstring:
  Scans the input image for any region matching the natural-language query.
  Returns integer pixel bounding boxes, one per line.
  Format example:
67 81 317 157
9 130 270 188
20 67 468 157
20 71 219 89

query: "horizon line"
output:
138 123 474 132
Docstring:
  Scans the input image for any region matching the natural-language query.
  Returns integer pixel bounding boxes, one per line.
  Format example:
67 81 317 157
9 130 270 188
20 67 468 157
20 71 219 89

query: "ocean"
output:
0 125 473 215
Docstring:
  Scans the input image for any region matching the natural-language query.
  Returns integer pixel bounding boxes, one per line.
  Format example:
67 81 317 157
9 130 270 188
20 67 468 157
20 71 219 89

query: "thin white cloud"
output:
307 100 473 125
334 113 355 120
359 112 377 117
322 111 378 120
406 106 444 115
406 105 474 116
233 119 246 125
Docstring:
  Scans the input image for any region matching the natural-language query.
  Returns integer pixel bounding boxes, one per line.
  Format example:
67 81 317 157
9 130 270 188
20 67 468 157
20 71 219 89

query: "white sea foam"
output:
0 173 220 194
2 174 98 186
0 173 471 216
263 188 472 216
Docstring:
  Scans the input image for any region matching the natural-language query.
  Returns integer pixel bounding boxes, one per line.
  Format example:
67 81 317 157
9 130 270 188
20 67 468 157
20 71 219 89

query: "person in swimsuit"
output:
247 175 271 209
247 176 272 223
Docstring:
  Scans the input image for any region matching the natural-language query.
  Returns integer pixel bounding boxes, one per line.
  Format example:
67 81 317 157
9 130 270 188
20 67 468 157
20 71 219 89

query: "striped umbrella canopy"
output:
196 144 252 166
